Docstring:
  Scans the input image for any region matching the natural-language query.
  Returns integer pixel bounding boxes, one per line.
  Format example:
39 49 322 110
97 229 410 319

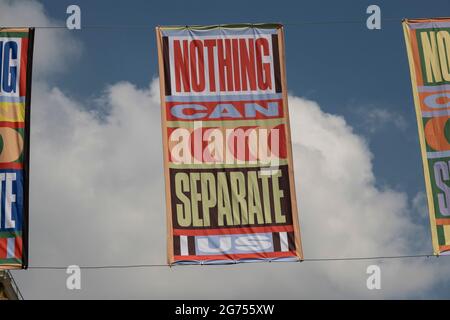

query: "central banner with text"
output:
156 24 303 264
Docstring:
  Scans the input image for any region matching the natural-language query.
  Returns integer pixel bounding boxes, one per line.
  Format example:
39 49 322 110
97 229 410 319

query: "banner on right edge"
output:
403 18 450 255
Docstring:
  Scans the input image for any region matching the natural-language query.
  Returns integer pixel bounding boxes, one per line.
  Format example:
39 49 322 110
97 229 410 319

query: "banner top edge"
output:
0 27 32 32
403 17 450 24
156 23 283 31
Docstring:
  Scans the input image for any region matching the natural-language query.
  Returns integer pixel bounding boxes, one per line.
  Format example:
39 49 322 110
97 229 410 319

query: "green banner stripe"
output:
437 225 446 245
0 32 28 38
0 231 21 238
0 258 21 265
166 118 285 128
168 159 288 169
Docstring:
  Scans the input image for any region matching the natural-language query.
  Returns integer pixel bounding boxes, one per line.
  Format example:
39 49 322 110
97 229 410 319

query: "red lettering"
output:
204 39 217 92
174 40 190 92
239 39 256 91
232 39 241 91
190 40 205 92
217 39 233 92
171 37 273 94
255 38 272 90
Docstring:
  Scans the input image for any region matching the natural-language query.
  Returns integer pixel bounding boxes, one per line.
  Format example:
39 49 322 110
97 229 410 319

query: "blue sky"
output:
6 0 450 299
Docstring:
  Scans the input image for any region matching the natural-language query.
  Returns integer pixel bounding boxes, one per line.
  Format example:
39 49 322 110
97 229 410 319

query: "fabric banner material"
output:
0 28 33 269
156 24 303 264
403 18 450 255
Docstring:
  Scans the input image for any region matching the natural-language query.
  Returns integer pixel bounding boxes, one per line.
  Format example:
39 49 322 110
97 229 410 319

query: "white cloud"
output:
6 0 450 299
412 192 429 220
11 80 449 299
354 107 408 134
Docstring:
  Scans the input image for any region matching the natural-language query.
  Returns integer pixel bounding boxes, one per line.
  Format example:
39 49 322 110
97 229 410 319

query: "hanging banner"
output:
403 18 450 255
156 24 303 264
0 28 34 269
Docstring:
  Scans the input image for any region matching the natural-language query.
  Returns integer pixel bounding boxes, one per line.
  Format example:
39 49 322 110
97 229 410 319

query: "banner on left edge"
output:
0 28 34 269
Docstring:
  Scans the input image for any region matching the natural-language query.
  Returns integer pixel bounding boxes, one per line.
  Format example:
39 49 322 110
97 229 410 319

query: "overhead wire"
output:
0 18 406 30
18 253 448 270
